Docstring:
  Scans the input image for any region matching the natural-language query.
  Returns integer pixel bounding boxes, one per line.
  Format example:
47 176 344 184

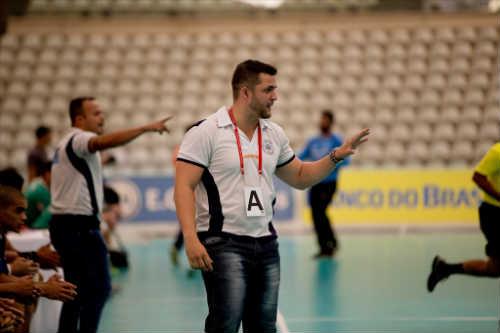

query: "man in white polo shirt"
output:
50 97 171 333
175 60 369 333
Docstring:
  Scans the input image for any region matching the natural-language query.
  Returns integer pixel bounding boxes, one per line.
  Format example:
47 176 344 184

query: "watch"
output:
329 149 344 164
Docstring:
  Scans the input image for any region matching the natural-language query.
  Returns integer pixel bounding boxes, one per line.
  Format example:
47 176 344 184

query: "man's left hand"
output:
335 128 370 160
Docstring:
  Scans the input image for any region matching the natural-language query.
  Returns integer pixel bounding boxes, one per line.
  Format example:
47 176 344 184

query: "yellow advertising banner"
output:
302 169 481 225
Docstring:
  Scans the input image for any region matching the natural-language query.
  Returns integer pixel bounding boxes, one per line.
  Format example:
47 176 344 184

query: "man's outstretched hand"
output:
335 128 370 160
144 116 174 135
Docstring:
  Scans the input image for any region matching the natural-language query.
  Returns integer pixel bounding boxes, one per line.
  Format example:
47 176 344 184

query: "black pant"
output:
479 202 500 258
309 181 338 254
49 215 111 333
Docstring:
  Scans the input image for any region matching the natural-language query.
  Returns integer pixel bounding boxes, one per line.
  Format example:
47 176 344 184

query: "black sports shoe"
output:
312 252 333 259
312 246 338 259
427 256 450 292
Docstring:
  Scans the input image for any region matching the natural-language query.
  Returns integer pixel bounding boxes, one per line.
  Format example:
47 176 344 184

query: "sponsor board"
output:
302 169 481 224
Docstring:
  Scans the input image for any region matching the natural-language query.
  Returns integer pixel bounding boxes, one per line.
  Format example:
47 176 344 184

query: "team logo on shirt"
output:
263 139 274 155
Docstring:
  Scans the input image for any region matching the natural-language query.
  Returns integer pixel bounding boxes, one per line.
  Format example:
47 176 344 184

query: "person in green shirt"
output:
24 161 52 229
427 142 500 292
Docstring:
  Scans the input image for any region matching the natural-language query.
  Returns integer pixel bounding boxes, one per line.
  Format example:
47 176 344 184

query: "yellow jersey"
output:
475 142 500 207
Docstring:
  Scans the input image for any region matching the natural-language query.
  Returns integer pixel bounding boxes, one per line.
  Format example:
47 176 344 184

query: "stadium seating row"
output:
0 18 498 173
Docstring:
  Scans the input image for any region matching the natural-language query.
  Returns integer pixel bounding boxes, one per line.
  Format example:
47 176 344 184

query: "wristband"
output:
329 149 344 164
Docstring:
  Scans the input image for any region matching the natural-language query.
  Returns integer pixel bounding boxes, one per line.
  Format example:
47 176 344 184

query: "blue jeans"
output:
200 233 280 333
50 215 111 333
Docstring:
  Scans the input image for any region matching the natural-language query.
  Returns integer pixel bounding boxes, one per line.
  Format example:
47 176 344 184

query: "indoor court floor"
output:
99 232 499 333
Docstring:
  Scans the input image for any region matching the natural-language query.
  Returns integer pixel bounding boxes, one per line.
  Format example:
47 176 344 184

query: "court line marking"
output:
285 316 498 323
277 309 291 333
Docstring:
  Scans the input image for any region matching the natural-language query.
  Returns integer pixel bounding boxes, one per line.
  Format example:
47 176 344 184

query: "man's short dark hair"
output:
104 185 120 206
69 97 95 126
0 185 24 210
231 60 277 99
35 126 51 139
321 110 335 124
0 168 24 191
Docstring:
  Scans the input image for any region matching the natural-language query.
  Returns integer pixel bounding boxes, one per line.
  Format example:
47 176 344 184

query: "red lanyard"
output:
228 108 262 175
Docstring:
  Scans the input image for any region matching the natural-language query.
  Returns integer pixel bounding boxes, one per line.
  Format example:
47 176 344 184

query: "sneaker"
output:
313 252 331 259
312 245 338 259
312 250 335 259
427 256 449 292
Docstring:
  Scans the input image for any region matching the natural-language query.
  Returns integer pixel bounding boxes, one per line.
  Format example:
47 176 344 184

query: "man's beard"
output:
251 100 271 119
260 108 271 119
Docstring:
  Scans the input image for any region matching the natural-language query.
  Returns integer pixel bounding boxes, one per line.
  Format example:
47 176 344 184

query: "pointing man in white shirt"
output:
50 97 171 333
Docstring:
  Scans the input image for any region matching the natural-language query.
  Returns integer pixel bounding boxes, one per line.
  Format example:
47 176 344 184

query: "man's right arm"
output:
473 172 500 201
88 116 172 153
0 273 17 283
174 160 213 272
0 275 40 298
473 145 500 201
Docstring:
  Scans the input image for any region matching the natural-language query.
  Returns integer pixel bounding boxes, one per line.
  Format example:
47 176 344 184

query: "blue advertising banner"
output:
106 176 294 223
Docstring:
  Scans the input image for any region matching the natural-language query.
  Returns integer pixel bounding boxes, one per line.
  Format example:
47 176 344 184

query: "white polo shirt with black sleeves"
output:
177 106 295 238
50 128 103 216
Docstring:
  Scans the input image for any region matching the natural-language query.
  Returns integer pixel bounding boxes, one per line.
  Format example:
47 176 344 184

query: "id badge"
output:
244 186 265 217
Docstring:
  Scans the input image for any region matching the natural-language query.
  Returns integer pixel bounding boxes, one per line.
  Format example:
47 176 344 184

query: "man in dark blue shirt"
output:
299 110 348 258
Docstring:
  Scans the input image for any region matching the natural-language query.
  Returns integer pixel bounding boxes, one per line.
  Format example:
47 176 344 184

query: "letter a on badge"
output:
244 186 265 217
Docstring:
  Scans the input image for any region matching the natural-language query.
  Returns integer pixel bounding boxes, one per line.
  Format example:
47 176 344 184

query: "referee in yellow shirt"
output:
427 142 500 292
